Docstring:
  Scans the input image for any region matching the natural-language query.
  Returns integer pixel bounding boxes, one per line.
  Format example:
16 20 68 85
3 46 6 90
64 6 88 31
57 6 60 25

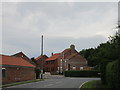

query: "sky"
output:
1 1 118 58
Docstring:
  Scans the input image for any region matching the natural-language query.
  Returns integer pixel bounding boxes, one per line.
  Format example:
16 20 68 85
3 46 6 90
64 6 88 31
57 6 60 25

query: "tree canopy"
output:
79 32 120 67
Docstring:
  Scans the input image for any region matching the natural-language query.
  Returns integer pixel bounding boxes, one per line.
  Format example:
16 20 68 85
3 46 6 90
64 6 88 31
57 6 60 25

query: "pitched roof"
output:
12 52 36 66
46 53 61 61
62 48 71 54
66 53 87 61
66 53 78 59
35 55 48 61
0 55 36 68
12 52 30 60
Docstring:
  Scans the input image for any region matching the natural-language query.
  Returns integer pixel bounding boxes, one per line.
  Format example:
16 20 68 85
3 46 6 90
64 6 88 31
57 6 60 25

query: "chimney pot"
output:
70 44 75 50
51 53 53 56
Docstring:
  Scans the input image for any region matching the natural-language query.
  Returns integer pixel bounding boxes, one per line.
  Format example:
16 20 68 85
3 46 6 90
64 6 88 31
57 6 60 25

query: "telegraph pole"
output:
41 35 43 79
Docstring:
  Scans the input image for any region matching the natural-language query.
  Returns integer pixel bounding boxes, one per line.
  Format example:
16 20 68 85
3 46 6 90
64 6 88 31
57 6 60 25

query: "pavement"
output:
2 75 100 90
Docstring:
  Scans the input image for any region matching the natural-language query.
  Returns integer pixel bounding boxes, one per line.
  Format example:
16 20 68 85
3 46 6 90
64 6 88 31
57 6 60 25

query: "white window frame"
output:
80 67 83 70
72 66 76 70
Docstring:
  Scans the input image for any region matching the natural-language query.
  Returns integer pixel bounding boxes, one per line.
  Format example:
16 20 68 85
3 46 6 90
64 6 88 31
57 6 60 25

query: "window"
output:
2 68 6 78
80 67 83 70
60 67 62 70
58 67 60 70
65 60 66 63
68 64 70 70
72 66 76 70
51 60 55 64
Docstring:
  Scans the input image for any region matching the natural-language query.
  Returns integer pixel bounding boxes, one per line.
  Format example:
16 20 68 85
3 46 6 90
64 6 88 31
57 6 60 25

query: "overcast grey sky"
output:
2 2 118 58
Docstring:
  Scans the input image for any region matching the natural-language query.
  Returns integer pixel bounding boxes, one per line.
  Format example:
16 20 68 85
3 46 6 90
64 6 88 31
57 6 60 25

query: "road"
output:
3 76 100 90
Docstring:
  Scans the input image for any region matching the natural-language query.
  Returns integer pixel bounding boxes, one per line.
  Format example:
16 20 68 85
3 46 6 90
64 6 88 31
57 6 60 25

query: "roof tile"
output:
0 55 35 68
46 53 60 61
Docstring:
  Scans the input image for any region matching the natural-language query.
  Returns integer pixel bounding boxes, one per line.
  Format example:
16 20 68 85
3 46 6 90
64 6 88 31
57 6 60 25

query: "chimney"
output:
70 44 75 50
51 53 53 56
41 35 43 56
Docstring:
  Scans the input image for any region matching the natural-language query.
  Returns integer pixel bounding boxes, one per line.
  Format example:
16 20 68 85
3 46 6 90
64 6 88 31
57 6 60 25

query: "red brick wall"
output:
45 59 58 73
69 54 87 70
36 56 48 71
62 49 77 59
2 67 36 84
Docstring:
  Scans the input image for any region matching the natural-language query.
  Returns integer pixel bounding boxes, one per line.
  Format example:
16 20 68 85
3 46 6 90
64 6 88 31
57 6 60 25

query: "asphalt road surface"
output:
3 76 100 90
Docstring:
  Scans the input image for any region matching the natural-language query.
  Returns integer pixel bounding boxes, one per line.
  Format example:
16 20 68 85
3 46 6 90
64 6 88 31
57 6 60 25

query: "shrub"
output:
99 60 109 84
106 60 120 88
64 70 100 77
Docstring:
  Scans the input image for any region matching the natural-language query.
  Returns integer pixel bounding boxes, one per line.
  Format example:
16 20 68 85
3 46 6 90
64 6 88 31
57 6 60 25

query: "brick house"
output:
45 53 61 74
35 55 48 72
45 45 89 74
1 54 36 84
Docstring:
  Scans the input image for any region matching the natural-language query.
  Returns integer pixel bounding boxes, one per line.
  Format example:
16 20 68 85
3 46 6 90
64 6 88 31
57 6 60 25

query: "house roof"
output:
12 52 30 60
66 53 87 61
66 53 78 59
0 55 36 68
12 51 36 66
62 48 71 54
35 55 48 61
46 53 61 61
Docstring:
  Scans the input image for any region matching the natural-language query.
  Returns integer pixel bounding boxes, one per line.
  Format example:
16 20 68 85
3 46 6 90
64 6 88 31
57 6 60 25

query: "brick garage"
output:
1 55 36 84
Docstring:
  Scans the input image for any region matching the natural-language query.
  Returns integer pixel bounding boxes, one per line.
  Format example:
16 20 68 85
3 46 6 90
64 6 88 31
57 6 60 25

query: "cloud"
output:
2 2 118 58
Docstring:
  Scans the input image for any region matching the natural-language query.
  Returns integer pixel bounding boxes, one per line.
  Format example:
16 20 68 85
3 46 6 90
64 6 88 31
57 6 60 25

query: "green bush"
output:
64 70 100 77
99 60 109 84
106 60 120 88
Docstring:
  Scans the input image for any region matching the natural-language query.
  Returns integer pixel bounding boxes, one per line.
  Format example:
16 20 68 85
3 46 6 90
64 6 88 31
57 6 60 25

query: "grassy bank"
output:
80 80 109 89
1 79 44 88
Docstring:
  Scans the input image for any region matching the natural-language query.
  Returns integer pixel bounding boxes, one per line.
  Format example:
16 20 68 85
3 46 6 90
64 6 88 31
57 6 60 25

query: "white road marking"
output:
78 81 89 90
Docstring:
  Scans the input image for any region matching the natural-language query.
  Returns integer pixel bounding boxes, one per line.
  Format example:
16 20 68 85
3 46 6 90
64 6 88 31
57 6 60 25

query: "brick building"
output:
45 53 61 74
35 55 48 72
1 54 36 84
45 45 89 74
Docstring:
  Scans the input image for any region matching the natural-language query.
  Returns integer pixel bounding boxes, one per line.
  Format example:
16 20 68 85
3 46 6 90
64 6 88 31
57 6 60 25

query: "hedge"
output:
64 70 100 77
99 60 109 84
106 60 120 88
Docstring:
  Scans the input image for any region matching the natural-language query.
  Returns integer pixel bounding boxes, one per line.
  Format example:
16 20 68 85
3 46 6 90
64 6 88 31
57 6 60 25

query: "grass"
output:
1 79 44 88
80 80 109 89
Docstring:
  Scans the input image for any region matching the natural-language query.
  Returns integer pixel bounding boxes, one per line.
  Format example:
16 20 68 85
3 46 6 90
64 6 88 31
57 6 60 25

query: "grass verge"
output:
1 79 44 88
80 80 109 89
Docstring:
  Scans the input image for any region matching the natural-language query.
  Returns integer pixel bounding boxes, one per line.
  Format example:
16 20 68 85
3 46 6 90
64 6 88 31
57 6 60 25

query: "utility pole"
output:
41 35 43 79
